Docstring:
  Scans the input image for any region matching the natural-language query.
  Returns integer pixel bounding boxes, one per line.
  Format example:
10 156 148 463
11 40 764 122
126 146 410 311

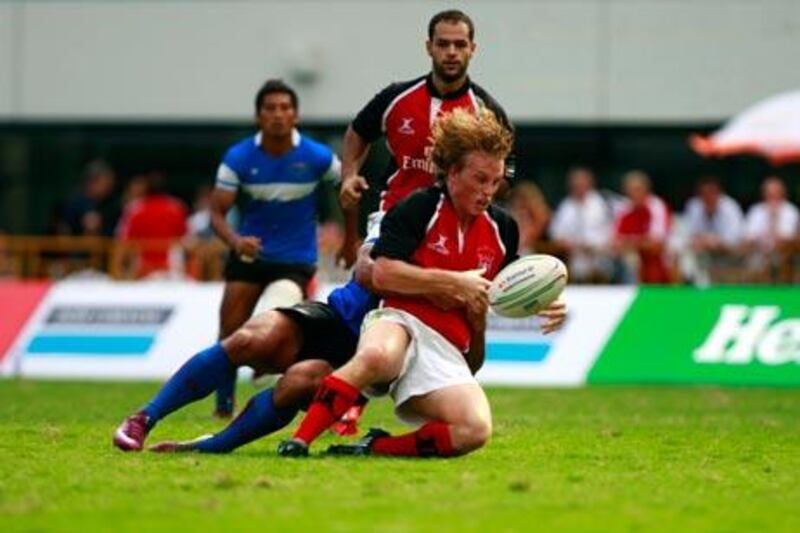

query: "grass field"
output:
1 380 799 532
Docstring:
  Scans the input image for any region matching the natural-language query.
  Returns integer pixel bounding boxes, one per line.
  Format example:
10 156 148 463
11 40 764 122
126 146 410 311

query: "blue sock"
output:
143 343 235 426
194 388 298 453
215 373 237 414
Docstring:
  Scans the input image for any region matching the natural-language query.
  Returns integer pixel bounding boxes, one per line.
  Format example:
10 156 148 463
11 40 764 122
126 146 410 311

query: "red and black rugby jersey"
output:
370 186 519 353
351 74 514 212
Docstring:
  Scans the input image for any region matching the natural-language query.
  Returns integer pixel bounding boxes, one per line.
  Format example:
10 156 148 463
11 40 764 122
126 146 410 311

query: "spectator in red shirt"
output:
613 170 672 284
117 172 189 278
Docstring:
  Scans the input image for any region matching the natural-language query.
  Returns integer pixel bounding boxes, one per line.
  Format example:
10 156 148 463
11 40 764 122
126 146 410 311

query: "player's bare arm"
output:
340 125 371 210
337 126 371 267
355 244 461 311
465 303 488 374
209 187 262 259
372 257 490 308
353 244 375 290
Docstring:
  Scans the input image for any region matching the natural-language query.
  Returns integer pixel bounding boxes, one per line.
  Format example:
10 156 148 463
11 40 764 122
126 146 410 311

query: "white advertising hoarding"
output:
12 281 223 380
478 286 636 386
9 281 633 386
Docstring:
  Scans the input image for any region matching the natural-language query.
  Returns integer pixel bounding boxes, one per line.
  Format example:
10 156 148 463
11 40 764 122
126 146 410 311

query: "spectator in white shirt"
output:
742 177 799 279
550 167 615 281
686 176 744 252
744 176 799 252
681 176 745 284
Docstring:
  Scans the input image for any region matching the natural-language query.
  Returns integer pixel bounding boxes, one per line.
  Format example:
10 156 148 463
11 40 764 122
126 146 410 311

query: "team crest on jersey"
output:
428 234 449 255
398 118 415 135
477 246 496 272
288 162 309 178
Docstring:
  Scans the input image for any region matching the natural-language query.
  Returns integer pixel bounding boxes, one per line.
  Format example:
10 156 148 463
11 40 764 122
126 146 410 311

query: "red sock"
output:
372 421 456 457
293 375 360 445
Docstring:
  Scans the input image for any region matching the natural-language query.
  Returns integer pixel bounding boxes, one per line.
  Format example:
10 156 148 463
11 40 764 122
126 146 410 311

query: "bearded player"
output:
337 9 514 267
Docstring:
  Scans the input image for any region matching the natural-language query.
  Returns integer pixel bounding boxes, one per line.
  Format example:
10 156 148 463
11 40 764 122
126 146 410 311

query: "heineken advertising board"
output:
589 287 800 386
3 281 799 386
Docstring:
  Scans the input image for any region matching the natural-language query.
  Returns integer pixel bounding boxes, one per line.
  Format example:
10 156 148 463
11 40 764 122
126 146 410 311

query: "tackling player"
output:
210 79 341 417
279 109 562 458
112 257 376 453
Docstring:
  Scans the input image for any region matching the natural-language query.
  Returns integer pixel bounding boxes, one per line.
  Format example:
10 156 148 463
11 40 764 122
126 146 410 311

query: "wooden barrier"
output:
0 236 796 284
0 236 228 281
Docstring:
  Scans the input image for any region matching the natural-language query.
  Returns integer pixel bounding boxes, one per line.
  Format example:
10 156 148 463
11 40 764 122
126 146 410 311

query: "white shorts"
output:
361 308 477 425
364 210 385 247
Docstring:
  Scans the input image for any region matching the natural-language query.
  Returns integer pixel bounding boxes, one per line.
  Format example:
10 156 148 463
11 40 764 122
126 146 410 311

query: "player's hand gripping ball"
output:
489 254 568 318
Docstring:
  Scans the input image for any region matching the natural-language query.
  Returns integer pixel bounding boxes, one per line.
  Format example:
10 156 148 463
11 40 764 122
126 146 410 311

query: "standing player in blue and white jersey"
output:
210 79 340 417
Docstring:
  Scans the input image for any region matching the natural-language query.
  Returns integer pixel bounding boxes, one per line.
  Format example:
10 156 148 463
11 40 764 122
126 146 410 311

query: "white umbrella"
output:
690 90 800 165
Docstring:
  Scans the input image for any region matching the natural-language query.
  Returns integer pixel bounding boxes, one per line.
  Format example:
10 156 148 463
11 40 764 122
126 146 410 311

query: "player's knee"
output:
452 418 492 454
223 325 271 365
223 312 282 365
222 328 255 365
354 345 396 382
274 360 333 409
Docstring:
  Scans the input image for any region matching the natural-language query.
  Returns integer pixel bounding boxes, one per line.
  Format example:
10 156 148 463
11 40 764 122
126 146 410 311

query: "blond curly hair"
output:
431 108 513 177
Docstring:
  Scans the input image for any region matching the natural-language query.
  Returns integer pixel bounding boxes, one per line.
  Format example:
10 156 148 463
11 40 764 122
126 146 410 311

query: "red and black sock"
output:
372 421 456 458
354 394 369 408
292 375 360 445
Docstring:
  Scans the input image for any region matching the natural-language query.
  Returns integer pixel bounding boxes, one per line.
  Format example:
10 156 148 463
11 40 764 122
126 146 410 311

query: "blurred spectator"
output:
81 211 104 237
187 183 241 240
185 184 243 281
315 220 348 284
117 172 189 278
550 167 615 282
613 170 672 284
507 181 551 254
685 176 744 250
187 184 215 239
681 175 745 285
743 176 799 278
121 174 150 209
57 160 119 236
317 221 345 257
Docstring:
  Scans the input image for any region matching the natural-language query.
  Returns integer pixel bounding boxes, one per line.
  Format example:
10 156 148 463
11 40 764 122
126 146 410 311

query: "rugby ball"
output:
489 254 568 318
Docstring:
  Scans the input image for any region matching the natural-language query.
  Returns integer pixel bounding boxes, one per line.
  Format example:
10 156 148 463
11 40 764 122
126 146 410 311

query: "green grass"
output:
1 381 799 532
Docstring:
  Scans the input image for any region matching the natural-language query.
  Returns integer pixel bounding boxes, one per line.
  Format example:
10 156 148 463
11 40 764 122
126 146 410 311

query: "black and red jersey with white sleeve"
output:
352 74 514 212
370 186 519 353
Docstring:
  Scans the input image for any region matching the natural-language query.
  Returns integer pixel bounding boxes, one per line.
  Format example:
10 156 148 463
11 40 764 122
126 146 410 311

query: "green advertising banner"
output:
589 287 800 386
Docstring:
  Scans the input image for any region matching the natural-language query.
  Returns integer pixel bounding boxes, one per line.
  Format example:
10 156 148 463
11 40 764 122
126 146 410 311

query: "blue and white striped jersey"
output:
216 129 340 265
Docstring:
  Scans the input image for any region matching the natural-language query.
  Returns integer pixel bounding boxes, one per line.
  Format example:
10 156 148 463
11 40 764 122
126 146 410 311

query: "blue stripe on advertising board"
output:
486 342 550 363
27 335 154 356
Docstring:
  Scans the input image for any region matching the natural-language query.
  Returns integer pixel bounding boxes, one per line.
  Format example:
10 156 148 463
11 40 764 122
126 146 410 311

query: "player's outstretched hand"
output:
235 235 263 262
538 297 567 335
340 175 369 210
